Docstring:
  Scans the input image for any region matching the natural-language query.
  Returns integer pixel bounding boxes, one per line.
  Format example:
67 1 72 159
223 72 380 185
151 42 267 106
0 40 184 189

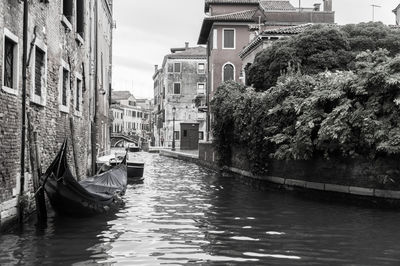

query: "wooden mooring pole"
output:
69 117 80 180
27 112 47 226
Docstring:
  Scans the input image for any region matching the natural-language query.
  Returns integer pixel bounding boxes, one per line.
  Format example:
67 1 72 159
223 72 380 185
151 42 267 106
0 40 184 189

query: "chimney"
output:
185 42 189 49
313 3 321 11
323 0 332 12
154 65 158 72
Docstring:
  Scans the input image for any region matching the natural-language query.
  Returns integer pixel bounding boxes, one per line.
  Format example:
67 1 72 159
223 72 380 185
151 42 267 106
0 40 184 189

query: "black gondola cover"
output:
42 140 127 217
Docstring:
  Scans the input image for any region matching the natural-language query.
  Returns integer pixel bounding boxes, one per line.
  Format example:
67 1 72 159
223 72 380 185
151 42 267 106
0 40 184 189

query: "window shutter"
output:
35 48 45 96
224 30 234 48
4 38 14 88
223 64 234 82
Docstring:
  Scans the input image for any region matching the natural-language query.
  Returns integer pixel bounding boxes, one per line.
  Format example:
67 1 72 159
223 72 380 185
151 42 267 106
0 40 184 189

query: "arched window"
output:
223 63 234 82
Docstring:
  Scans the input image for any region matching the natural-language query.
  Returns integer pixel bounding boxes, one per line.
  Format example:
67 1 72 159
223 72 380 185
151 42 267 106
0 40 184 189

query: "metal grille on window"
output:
174 63 181 73
174 83 180 94
62 69 68 106
224 30 234 48
223 64 234 82
4 38 14 88
35 47 45 97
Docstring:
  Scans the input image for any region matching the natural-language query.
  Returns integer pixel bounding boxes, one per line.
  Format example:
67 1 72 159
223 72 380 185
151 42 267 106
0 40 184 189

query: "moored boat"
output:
42 141 127 217
126 152 145 182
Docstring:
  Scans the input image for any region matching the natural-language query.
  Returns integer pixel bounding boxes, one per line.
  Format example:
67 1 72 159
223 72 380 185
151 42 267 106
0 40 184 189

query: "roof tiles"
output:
260 0 296 11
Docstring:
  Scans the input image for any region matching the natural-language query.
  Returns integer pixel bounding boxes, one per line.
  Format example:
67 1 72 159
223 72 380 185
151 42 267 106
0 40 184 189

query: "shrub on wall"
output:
247 22 400 92
212 50 400 174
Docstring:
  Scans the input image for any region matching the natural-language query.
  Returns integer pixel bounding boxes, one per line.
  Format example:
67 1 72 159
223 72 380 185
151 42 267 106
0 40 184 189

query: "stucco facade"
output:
198 0 335 140
153 44 207 148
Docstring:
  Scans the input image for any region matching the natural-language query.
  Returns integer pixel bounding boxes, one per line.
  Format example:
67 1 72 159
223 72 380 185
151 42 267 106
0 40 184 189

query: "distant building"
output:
393 4 400 25
111 91 145 138
153 43 207 149
136 98 153 139
152 65 165 146
198 0 335 140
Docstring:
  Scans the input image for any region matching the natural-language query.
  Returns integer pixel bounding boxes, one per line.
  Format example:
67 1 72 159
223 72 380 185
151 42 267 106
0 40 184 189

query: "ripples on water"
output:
1 153 400 265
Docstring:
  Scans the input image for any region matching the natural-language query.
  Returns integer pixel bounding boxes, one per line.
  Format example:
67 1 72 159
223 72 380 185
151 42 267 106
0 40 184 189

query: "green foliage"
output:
247 22 400 92
212 50 400 174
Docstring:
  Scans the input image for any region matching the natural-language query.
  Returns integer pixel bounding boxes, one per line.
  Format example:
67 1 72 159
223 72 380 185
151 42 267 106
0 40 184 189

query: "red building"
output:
198 0 335 141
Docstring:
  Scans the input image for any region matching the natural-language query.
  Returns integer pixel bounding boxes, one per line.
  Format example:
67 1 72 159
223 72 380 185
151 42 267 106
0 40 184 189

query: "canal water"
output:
1 153 400 265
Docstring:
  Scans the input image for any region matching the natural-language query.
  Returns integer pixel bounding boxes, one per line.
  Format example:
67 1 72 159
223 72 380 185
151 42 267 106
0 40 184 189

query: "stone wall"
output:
195 142 400 205
230 144 400 190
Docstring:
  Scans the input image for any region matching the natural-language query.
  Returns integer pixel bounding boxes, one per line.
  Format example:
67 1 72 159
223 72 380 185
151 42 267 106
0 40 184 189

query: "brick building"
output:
153 43 207 149
0 0 113 229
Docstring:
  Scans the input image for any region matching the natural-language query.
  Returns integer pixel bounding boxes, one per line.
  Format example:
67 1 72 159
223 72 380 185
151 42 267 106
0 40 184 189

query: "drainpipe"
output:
206 42 210 141
19 0 29 226
91 0 98 175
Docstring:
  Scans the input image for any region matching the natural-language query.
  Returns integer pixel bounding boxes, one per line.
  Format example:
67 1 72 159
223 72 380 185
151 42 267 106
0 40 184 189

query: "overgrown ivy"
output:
212 50 400 174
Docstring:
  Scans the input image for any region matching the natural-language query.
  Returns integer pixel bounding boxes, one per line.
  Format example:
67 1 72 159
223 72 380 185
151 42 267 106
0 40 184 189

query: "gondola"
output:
42 140 127 217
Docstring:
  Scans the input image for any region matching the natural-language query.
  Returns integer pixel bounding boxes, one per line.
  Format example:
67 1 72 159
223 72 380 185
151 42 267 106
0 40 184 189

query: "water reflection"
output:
1 153 400 265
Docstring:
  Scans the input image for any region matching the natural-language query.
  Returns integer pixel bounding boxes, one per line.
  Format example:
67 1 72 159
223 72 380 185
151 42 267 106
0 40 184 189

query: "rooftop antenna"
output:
371 4 381 22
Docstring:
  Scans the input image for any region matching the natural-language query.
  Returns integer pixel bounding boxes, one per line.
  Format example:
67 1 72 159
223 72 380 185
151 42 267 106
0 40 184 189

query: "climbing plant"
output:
212 50 400 174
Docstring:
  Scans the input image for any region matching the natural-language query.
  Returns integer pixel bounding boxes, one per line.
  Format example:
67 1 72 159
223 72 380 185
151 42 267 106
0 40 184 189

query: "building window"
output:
223 63 235 82
76 0 84 38
197 83 205 94
62 69 68 105
58 60 70 112
174 131 180 140
2 29 19 95
213 29 218 50
174 62 181 73
198 63 205 74
199 131 204 140
34 49 45 97
75 74 82 114
31 40 47 106
63 0 73 22
173 83 181 94
223 29 235 49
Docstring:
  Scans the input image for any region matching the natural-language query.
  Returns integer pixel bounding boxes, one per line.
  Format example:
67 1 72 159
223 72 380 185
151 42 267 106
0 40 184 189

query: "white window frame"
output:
222 62 236 82
2 28 19 95
173 82 181 95
74 72 83 117
197 62 205 74
197 82 206 95
31 38 48 106
59 59 70 113
222 28 236 50
213 29 218 50
61 0 73 31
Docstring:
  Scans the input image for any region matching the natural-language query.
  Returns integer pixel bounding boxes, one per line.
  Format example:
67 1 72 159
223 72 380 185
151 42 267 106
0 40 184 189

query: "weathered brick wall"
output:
0 0 95 229
0 0 24 204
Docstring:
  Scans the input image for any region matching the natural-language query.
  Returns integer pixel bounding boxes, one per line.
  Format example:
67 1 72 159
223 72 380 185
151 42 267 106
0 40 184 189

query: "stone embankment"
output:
160 142 400 207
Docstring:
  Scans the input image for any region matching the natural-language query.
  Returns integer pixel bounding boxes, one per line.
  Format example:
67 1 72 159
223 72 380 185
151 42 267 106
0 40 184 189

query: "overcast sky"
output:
112 0 399 99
